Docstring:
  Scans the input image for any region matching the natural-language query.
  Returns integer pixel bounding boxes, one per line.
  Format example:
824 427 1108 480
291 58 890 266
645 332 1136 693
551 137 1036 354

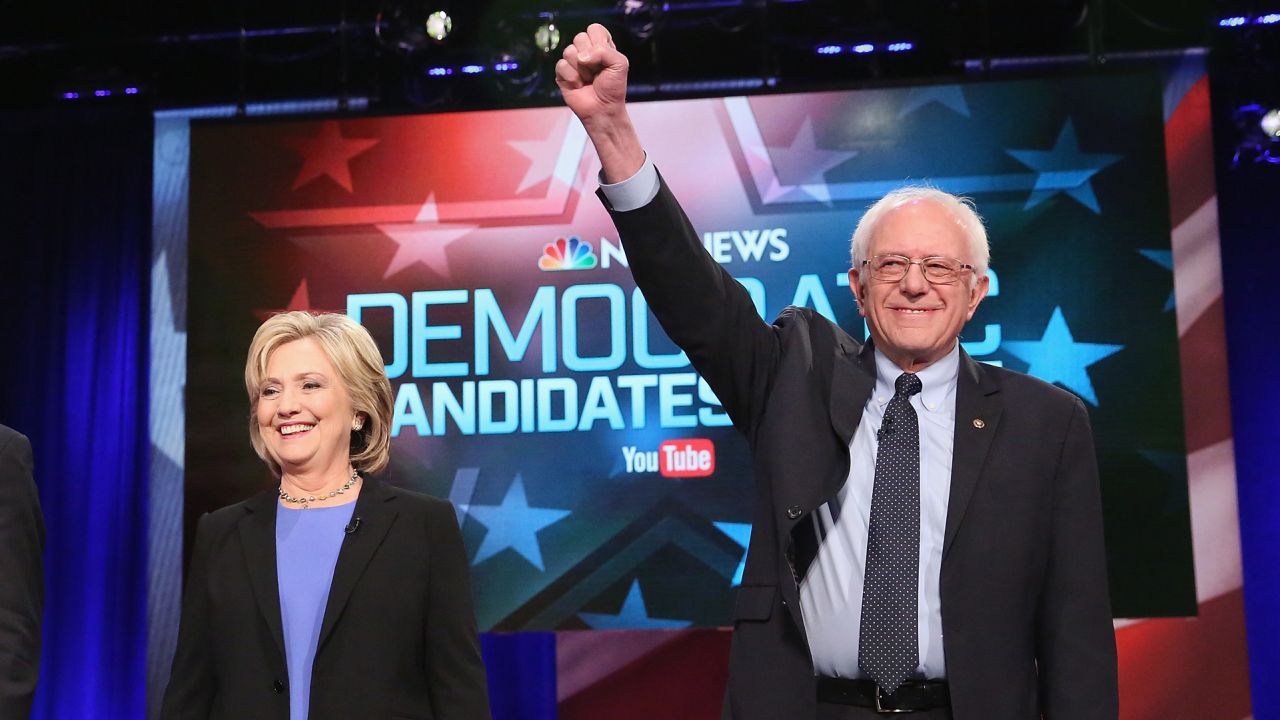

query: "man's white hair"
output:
849 185 990 287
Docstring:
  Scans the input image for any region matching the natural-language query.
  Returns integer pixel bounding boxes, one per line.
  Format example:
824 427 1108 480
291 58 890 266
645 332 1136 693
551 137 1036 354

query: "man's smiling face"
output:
849 199 989 372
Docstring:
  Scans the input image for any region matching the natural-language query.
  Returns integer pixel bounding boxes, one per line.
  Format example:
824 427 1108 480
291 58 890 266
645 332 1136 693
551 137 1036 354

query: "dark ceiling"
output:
0 0 1242 111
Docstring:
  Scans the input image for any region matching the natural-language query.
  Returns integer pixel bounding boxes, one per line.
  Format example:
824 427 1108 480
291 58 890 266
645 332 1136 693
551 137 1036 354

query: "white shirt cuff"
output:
598 154 659 212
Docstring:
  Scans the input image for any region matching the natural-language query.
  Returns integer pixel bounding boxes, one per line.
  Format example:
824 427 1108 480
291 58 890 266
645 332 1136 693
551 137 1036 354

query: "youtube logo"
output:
620 438 716 478
659 438 715 477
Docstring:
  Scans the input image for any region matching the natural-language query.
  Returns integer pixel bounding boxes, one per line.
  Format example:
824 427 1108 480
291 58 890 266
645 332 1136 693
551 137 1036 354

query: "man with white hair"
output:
557 24 1118 720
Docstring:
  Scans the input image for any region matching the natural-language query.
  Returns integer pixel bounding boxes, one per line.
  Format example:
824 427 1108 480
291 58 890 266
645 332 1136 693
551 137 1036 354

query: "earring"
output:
352 419 364 431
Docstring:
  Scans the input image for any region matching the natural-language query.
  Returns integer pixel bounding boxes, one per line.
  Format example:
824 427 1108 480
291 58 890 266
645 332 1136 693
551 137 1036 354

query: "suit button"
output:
272 679 285 694
786 505 802 520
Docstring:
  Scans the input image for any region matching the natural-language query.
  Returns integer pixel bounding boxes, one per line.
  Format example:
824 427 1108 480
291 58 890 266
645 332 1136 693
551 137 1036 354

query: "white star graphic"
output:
149 253 187 467
764 117 858 204
508 132 565 194
378 198 477 280
415 192 440 223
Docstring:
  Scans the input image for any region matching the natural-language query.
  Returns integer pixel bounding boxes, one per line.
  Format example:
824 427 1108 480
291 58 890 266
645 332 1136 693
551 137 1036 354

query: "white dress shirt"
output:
799 347 957 679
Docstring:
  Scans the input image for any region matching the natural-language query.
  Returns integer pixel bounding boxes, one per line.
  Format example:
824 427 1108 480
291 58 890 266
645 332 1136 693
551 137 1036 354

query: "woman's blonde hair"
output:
244 311 394 477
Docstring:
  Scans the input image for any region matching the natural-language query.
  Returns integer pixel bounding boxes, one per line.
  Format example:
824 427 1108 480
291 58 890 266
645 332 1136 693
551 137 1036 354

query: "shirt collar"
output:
872 343 961 414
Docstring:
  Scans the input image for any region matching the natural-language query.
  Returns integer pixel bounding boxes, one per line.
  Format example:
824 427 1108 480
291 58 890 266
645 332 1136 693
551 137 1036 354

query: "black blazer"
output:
161 476 491 720
0 425 44 719
601 177 1118 720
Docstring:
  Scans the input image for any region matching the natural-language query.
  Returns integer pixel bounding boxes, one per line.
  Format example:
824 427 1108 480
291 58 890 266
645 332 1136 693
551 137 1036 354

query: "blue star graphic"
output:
467 474 571 571
1002 306 1123 406
766 117 858 203
713 522 751 586
1138 249 1176 312
1006 120 1122 213
578 579 692 630
898 85 970 118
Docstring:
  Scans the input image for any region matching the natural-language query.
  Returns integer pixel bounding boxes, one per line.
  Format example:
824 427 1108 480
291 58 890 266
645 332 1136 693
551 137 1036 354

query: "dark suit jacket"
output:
0 425 44 719
161 476 491 720
601 177 1118 720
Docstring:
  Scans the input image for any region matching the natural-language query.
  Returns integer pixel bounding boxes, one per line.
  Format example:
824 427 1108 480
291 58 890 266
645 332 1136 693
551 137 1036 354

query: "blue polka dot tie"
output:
858 372 923 694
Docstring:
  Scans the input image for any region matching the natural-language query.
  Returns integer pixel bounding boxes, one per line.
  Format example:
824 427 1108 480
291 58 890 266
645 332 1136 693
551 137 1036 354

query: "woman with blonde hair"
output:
162 311 490 720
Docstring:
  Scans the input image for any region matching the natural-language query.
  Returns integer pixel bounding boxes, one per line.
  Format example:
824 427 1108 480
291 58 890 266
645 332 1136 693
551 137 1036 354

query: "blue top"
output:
276 502 355 720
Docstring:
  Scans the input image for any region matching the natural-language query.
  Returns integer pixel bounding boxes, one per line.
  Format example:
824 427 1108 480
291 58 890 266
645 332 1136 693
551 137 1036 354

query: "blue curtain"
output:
1214 121 1280 720
0 107 151 719
481 632 558 720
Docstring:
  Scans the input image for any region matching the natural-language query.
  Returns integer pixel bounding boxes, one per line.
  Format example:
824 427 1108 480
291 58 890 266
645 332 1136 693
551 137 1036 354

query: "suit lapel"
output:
317 477 398 649
829 334 876 448
944 350 1002 559
238 489 287 661
781 331 874 633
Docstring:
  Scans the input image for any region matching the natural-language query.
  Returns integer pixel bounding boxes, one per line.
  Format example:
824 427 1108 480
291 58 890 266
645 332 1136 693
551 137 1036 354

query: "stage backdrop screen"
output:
186 72 1194 629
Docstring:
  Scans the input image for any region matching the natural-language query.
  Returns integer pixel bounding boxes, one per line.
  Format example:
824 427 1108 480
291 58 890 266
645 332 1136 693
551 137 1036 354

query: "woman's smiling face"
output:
255 337 357 478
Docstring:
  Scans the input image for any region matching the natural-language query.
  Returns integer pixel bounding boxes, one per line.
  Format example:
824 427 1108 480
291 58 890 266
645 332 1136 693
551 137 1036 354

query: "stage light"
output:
534 20 561 54
426 66 453 76
1262 108 1280 139
425 10 453 41
94 89 112 97
886 42 914 52
1219 11 1280 26
461 64 484 74
853 43 874 54
1232 103 1280 165
480 9 555 100
124 87 139 95
617 0 665 41
62 92 79 100
816 44 843 55
377 2 454 51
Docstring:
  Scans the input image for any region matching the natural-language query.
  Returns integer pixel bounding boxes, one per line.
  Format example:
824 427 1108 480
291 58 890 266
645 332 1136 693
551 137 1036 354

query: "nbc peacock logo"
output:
538 236 598 271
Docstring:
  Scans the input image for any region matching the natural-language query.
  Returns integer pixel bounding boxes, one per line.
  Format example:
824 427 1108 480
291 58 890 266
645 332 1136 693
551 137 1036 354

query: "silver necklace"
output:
279 469 359 508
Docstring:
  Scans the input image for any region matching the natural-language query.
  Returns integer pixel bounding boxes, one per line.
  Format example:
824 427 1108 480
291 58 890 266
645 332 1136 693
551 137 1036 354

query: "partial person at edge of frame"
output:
0 423 45 720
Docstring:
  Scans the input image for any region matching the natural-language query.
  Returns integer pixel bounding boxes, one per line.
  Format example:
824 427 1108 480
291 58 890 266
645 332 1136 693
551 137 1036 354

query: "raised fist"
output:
556 23 629 124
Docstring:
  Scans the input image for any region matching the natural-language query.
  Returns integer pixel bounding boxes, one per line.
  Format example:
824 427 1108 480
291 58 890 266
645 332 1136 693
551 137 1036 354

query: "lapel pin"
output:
972 418 985 429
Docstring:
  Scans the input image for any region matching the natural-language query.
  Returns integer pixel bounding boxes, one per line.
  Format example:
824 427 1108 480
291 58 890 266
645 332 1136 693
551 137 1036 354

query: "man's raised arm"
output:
555 24 646 184
555 25 784 436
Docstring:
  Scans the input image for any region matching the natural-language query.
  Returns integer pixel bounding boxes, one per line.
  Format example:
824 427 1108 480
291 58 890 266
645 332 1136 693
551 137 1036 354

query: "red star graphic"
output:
286 121 379 193
253 279 342 321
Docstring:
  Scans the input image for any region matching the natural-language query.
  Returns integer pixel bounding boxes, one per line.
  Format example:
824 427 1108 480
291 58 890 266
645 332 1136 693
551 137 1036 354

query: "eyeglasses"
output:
862 254 974 284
